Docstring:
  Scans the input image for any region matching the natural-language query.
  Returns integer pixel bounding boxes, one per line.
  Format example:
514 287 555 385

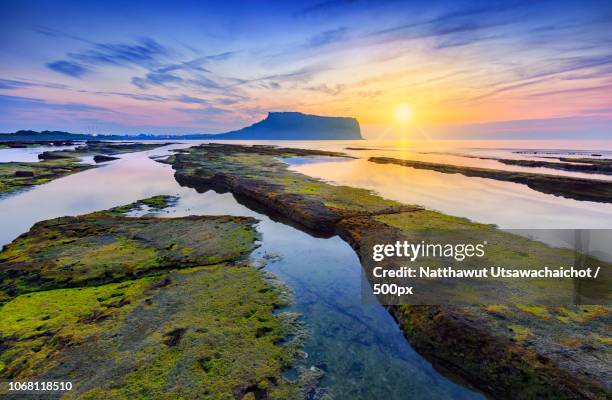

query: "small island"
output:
0 112 363 142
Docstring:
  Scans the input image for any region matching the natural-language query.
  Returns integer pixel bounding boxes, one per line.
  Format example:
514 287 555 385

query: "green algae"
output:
0 158 92 197
0 266 303 399
0 197 259 302
101 195 178 216
164 144 612 399
164 144 401 217
0 277 156 378
0 142 171 197
0 197 306 399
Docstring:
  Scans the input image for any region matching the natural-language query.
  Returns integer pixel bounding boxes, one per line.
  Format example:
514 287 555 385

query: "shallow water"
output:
203 139 612 181
3 139 610 397
0 145 77 162
287 157 612 230
0 145 484 399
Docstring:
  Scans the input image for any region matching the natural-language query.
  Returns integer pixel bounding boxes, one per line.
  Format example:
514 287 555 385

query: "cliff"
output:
191 112 362 140
0 112 363 141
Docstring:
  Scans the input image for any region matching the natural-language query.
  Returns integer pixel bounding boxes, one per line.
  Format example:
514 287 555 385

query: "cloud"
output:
172 95 209 105
186 76 224 90
304 83 345 95
366 0 531 50
528 84 612 98
173 105 234 125
46 38 169 79
468 52 612 102
118 93 166 102
0 94 111 113
294 0 360 18
0 78 69 90
157 51 236 74
129 51 237 91
252 65 330 87
174 105 230 115
132 72 183 89
307 27 348 47
68 38 167 69
434 33 498 49
34 26 92 44
215 97 240 105
46 60 90 78
97 91 222 107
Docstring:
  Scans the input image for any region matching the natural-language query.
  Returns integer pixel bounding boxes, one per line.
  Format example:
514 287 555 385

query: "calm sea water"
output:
0 144 484 399
1 139 610 398
0 145 77 162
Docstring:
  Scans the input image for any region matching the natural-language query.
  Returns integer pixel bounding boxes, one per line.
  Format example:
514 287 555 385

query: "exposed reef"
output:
36 141 171 161
495 158 612 175
370 156 612 203
0 197 309 399
93 154 120 163
162 143 611 399
0 159 92 196
0 196 257 302
0 140 76 149
420 152 612 175
0 141 170 197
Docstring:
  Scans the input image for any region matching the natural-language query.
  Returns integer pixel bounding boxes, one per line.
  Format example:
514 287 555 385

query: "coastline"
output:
162 143 611 399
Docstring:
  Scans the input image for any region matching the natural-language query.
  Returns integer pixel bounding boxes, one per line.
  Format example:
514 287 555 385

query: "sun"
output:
394 104 413 124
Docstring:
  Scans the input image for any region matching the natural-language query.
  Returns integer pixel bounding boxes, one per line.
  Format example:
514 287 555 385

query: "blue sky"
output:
0 0 611 138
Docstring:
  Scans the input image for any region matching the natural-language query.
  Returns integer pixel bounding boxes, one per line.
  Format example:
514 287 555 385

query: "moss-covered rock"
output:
0 266 302 399
0 158 93 196
0 197 308 399
0 142 171 197
0 197 258 302
369 156 612 203
164 143 612 399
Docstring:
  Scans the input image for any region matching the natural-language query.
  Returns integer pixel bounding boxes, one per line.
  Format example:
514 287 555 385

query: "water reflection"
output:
3 139 609 398
0 145 77 162
205 139 612 181
0 144 483 400
287 157 612 229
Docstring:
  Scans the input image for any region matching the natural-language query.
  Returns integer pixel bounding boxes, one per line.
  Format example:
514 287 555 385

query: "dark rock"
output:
369 156 612 203
165 143 612 400
93 154 120 163
38 151 71 160
163 328 186 347
14 171 34 177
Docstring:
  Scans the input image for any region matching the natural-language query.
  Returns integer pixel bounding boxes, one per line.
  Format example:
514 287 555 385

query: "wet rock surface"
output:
92 154 120 163
369 156 612 203
0 196 310 399
164 143 611 400
0 141 171 197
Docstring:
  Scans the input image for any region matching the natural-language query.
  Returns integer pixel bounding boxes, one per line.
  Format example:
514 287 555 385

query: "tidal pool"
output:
285 157 612 230
0 145 77 162
0 144 484 399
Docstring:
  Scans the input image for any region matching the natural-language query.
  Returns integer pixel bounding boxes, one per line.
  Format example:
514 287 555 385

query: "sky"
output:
0 0 611 139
